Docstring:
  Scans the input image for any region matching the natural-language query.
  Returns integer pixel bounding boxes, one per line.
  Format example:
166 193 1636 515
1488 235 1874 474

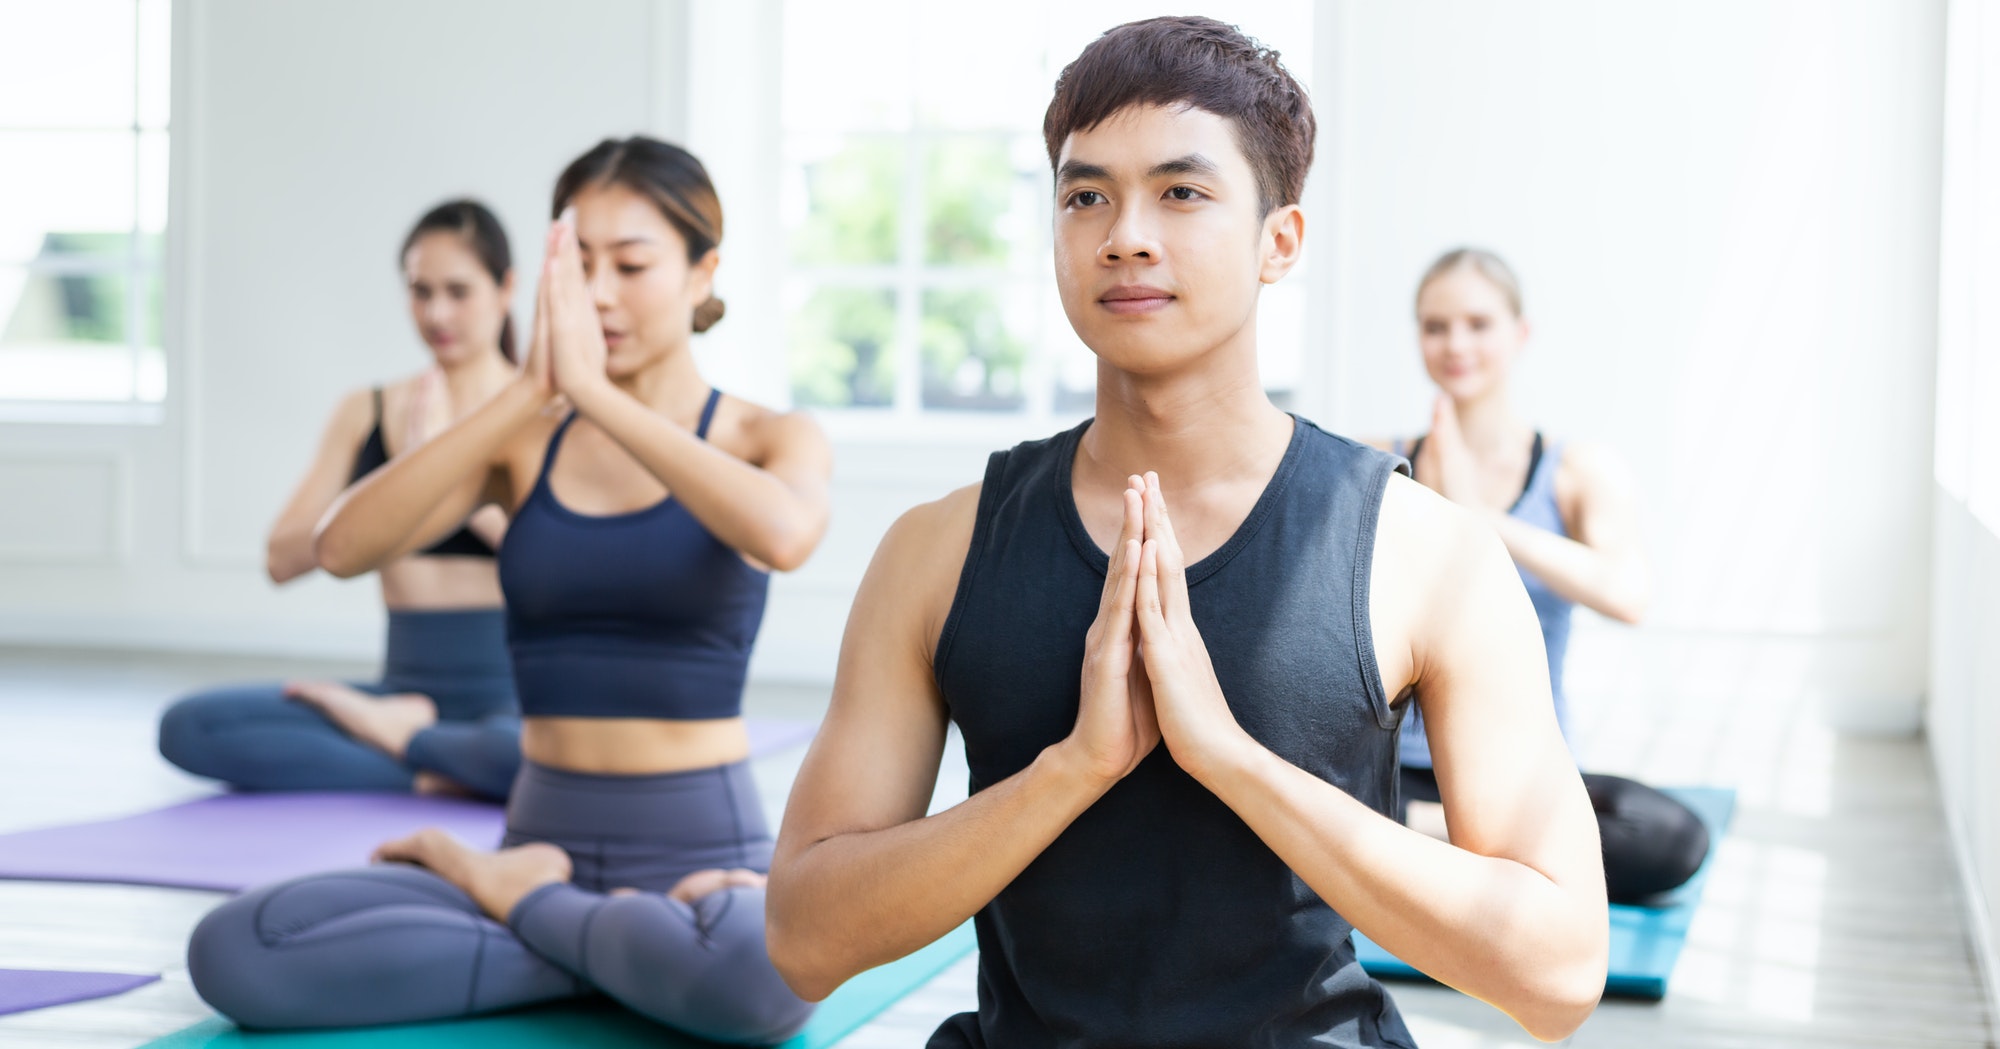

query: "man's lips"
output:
1099 286 1174 315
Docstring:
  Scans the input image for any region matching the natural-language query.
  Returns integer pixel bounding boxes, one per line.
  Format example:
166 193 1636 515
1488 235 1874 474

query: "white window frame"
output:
0 0 173 423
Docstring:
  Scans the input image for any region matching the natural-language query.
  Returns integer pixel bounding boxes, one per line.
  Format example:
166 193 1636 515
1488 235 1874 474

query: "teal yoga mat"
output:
1355 785 1736 1001
141 923 975 1049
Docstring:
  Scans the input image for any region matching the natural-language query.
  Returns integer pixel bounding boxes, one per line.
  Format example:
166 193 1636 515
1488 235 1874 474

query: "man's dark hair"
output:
1043 16 1315 217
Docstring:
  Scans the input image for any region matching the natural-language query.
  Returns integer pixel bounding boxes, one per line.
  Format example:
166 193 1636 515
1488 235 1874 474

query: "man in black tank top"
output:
768 17 1608 1047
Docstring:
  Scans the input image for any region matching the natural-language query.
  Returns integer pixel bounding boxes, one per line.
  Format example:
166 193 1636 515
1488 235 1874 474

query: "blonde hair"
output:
1415 247 1522 318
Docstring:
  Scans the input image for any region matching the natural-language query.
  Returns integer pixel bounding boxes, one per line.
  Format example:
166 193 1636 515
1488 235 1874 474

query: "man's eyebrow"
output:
1056 154 1221 187
1147 154 1219 179
1056 160 1112 186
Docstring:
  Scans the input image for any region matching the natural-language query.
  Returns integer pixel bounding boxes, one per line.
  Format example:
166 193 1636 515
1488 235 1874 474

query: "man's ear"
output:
1259 204 1304 284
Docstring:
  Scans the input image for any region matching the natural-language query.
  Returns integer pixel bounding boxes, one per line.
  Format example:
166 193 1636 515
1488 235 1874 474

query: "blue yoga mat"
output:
140 923 975 1049
1355 785 1735 1001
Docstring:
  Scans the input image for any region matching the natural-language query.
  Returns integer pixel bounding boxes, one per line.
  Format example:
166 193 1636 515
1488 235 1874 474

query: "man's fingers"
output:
1142 473 1188 620
1135 538 1166 636
1098 488 1143 609
1110 538 1141 633
1115 479 1143 551
1096 517 1130 616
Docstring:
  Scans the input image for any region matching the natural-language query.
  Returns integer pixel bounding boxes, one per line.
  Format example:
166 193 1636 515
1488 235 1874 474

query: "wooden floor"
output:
0 642 1988 1048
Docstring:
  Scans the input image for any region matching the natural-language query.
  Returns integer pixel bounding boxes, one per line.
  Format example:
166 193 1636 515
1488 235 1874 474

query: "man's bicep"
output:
778 497 972 851
1416 520 1596 878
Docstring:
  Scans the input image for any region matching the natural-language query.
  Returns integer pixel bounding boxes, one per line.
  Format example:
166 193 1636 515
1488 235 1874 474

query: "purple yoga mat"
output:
0 718 817 893
0 968 159 1016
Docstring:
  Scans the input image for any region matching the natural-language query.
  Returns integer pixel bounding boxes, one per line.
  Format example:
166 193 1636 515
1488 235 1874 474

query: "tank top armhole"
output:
1352 453 1409 732
931 450 1010 693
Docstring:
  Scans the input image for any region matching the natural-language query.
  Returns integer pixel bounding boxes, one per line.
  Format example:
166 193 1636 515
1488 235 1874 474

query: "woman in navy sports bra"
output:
184 138 831 1044
1377 247 1710 903
157 200 524 800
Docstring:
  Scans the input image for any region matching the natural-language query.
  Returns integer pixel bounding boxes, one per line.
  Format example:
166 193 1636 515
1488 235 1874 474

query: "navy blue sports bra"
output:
351 388 495 559
498 389 769 720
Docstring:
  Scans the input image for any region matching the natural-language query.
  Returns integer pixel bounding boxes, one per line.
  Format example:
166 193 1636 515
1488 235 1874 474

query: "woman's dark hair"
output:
1044 16 1314 217
552 136 727 333
400 199 516 362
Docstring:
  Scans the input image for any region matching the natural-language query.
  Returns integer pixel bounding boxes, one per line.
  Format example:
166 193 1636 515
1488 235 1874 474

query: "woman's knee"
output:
1656 798 1711 885
186 891 297 1028
683 889 814 1044
1597 779 1712 899
596 889 812 1044
157 693 229 774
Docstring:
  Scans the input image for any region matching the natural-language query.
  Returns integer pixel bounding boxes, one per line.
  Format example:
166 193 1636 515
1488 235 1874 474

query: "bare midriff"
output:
378 556 506 611
523 717 751 775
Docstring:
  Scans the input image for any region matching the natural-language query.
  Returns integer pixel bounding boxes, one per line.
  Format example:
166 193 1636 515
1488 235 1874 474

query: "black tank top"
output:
349 387 494 559
929 416 1416 1049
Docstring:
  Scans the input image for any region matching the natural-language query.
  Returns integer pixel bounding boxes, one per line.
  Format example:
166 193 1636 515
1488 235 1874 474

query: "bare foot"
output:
461 842 573 921
372 828 572 921
666 867 767 904
285 681 437 760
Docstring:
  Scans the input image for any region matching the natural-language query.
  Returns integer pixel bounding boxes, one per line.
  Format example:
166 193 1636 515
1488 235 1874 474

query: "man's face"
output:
1052 103 1282 377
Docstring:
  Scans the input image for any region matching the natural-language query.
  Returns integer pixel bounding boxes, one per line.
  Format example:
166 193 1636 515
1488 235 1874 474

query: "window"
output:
780 2 1313 420
0 0 172 406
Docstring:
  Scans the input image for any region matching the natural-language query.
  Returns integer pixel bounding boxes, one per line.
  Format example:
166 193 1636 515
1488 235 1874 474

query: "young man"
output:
767 16 1607 1047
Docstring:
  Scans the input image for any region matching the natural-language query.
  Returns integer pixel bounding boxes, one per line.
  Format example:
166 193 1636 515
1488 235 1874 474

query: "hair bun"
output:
693 296 726 333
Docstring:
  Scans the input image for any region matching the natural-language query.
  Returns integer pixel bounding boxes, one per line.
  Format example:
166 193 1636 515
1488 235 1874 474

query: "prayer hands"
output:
1066 479 1162 785
1064 472 1252 789
517 214 607 405
543 211 612 402
1129 473 1252 781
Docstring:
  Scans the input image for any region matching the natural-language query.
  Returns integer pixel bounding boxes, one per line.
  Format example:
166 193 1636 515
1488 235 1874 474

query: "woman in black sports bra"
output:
157 200 526 799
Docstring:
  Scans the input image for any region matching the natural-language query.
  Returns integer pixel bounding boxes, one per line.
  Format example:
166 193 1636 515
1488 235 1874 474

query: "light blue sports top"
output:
1395 432 1573 770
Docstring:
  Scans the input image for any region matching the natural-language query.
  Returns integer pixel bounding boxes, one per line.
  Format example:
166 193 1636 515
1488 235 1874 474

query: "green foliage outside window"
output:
790 135 1036 410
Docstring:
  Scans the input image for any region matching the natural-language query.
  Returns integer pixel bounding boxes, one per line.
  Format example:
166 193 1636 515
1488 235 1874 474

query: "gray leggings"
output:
186 760 812 1044
157 609 522 799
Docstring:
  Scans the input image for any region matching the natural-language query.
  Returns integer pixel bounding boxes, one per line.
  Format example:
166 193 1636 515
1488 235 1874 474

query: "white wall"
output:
1928 0 2000 1014
1316 0 1944 736
0 0 661 657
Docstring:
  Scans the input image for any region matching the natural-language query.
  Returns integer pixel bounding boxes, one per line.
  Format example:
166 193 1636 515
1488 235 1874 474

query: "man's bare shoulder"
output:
859 481 985 656
1376 472 1494 572
1372 473 1520 679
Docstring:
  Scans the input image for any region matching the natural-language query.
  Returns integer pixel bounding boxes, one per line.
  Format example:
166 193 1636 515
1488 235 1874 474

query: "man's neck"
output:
1079 340 1292 495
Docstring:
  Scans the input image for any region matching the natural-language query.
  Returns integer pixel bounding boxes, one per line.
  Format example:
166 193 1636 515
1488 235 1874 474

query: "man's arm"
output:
1133 472 1606 1043
766 480 1161 1001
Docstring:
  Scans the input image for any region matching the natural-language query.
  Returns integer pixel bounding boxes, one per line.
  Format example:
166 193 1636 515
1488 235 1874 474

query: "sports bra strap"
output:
533 393 719 497
371 386 383 425
696 388 721 440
